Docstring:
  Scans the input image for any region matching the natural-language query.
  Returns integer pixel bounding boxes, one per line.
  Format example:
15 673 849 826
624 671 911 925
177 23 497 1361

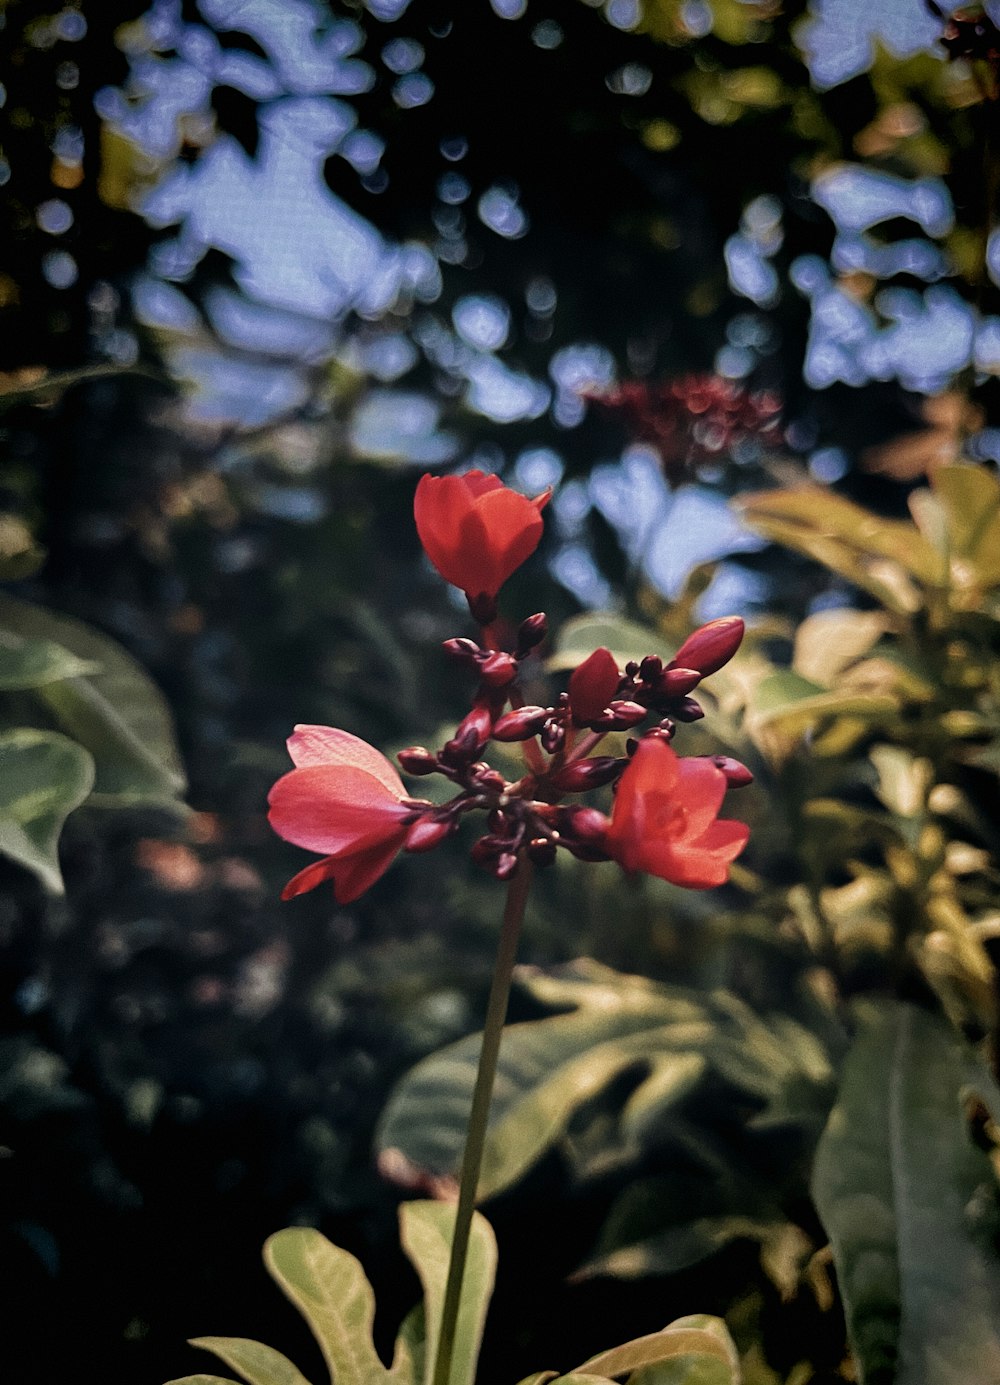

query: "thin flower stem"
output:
431 856 534 1385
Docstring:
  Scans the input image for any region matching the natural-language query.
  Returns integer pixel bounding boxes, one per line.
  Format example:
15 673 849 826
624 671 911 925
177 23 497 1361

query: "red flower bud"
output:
541 719 566 754
414 471 551 608
478 651 518 687
492 706 550 741
564 806 611 844
657 667 701 697
442 704 494 764
671 617 744 677
397 746 439 775
568 647 621 725
471 837 501 867
671 697 704 723
549 756 624 793
606 700 648 727
442 637 481 663
639 655 662 682
404 815 455 853
710 755 754 787
517 612 548 654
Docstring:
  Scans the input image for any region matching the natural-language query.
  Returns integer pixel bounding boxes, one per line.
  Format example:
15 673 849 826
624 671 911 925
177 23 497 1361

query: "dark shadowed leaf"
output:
0 728 95 892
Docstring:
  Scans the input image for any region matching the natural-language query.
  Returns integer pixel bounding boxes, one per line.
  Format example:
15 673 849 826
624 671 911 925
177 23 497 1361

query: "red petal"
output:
268 765 409 855
460 470 504 498
281 855 340 900
329 835 406 902
475 486 545 589
569 647 621 723
673 757 727 838
287 725 405 796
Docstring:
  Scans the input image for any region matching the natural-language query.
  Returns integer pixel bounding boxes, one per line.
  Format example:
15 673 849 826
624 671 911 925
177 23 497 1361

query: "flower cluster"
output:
589 373 782 484
269 469 750 901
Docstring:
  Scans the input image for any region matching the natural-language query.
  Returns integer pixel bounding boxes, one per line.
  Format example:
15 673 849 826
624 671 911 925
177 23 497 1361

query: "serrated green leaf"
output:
0 593 185 807
398 1201 497 1385
0 630 99 689
263 1228 390 1385
812 1002 1000 1385
190 1336 314 1385
0 728 95 892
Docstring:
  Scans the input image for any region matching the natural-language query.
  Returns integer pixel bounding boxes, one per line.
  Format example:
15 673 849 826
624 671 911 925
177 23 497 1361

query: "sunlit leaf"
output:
575 1325 735 1378
791 609 889 686
263 1228 391 1385
927 464 1000 586
0 728 95 893
189 1337 313 1385
398 1201 497 1385
812 1002 1000 1384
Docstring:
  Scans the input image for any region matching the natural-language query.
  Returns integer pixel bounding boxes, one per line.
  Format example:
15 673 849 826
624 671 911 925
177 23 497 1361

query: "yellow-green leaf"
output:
0 728 95 893
189 1337 314 1385
263 1228 390 1385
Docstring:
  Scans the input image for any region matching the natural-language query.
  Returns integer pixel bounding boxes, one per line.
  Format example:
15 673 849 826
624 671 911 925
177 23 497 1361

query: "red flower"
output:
268 725 411 902
414 470 551 614
603 737 749 889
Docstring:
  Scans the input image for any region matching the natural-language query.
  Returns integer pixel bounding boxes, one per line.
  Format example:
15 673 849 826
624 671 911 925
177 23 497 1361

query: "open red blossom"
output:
414 471 551 614
268 725 411 903
604 737 749 889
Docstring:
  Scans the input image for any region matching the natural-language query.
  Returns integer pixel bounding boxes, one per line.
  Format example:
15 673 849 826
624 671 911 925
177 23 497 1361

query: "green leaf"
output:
750 671 898 736
812 1002 1000 1385
398 1201 498 1385
263 1228 391 1385
189 1337 314 1385
791 609 889 686
378 961 833 1205
575 1327 734 1378
549 614 673 672
739 488 935 611
0 729 95 892
165 1376 245 1385
0 593 186 807
927 464 1000 587
377 960 713 1196
0 631 98 689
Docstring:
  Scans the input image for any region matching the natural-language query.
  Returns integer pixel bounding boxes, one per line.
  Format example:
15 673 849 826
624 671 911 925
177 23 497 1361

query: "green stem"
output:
431 856 534 1385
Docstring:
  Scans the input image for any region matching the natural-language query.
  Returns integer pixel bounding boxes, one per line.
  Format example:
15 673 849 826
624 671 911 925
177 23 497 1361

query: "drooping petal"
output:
280 854 340 900
268 765 409 855
287 725 406 796
476 486 546 587
327 835 407 903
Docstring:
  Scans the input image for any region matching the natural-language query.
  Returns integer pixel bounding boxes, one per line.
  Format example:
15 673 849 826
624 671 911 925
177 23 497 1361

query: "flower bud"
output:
527 837 557 866
657 666 701 697
549 756 623 793
639 655 662 682
492 706 550 741
495 851 520 879
442 637 481 663
541 719 565 754
564 806 610 844
441 704 493 764
669 697 704 723
710 755 754 787
517 612 548 654
404 815 455 853
569 647 621 725
671 616 744 677
606 700 647 727
471 837 501 867
478 651 518 687
473 766 507 793
397 746 439 775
